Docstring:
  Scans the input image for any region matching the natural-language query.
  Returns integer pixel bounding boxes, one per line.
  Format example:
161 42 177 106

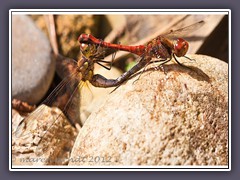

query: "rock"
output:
69 54 228 166
12 105 77 166
12 15 55 105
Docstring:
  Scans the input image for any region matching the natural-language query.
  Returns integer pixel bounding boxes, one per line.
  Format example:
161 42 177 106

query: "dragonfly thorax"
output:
146 38 171 59
77 56 94 82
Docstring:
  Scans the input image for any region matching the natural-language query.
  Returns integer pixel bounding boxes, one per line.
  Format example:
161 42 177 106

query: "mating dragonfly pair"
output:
15 20 205 139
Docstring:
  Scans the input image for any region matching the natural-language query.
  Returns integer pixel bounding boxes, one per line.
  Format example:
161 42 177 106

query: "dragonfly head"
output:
173 38 189 57
78 34 89 43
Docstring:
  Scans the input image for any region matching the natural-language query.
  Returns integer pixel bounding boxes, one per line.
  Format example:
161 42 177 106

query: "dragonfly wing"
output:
163 20 205 39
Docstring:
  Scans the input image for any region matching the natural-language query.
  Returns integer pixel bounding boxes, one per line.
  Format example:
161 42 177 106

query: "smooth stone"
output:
69 54 228 166
12 15 55 104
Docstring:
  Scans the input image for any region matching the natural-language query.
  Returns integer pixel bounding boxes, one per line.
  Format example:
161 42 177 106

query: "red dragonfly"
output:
78 20 205 84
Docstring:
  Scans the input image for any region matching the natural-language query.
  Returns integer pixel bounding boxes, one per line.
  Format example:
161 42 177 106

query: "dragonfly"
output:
78 21 205 87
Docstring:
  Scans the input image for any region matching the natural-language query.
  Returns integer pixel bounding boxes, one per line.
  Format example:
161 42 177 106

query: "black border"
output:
9 9 230 171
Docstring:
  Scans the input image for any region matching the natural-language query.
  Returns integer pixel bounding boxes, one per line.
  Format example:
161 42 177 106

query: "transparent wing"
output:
163 20 205 39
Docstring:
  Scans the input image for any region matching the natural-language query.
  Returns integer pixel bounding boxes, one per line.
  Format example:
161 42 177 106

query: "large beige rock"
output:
69 54 228 166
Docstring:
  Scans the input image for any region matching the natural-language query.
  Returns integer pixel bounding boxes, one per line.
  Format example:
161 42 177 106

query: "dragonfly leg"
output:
184 55 196 62
132 67 147 84
95 53 114 70
96 61 112 70
173 54 194 71
158 59 171 74
133 57 175 83
145 59 171 74
94 37 118 70
173 54 185 67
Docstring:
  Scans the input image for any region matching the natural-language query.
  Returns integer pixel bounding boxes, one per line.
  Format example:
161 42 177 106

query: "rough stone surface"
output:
12 15 55 104
12 105 77 166
69 55 228 166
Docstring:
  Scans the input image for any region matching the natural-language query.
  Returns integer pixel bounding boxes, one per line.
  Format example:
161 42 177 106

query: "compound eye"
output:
78 33 89 43
174 38 189 57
